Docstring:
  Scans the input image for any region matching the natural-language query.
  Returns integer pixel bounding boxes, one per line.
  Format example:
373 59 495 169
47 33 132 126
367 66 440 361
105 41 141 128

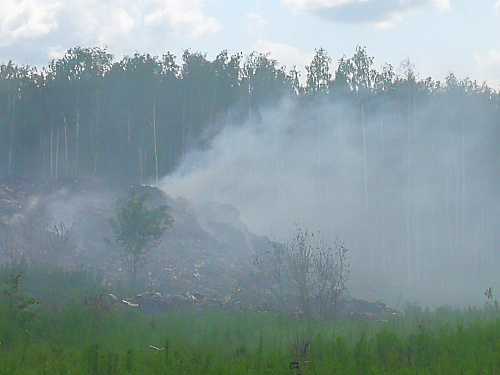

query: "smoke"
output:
161 95 500 307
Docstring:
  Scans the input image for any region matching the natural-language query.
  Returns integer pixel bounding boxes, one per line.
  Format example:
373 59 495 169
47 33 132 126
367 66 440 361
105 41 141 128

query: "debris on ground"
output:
0 175 401 320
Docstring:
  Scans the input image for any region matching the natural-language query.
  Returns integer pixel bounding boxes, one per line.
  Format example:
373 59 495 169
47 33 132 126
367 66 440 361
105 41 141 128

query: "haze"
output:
163 86 500 307
0 46 498 308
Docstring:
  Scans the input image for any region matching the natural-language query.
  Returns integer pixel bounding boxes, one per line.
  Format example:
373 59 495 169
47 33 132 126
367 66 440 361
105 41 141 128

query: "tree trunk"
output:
7 89 15 175
64 114 69 175
55 126 59 178
50 125 54 178
152 98 159 186
127 116 132 181
131 254 138 289
75 97 80 177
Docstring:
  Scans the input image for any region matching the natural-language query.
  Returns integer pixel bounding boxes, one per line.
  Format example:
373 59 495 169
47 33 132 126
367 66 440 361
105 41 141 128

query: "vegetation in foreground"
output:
1 265 500 374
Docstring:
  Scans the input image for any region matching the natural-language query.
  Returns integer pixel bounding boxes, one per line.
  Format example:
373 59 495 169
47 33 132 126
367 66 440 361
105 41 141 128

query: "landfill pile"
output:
106 291 229 315
0 175 400 319
0 175 264 298
105 291 400 320
342 297 401 320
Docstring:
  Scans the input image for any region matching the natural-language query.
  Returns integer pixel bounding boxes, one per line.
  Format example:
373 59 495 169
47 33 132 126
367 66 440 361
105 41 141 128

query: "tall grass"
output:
1 265 500 374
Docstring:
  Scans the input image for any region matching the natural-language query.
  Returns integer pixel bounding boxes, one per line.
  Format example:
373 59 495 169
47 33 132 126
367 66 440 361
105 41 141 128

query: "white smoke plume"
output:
161 96 498 307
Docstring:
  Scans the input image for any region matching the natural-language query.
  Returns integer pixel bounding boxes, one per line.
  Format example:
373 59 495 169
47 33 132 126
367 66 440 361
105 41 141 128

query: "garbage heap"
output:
0 175 400 320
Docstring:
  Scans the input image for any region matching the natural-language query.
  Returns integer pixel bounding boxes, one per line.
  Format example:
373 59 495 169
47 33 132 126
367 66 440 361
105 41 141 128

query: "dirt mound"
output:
0 176 266 298
0 176 400 319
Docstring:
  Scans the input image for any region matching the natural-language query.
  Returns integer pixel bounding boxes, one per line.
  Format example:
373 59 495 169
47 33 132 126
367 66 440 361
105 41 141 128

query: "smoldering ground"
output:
161 94 500 308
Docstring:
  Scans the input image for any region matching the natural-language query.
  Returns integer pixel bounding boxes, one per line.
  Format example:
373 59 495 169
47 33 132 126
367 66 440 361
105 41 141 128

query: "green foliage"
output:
0 45 498 184
83 344 119 375
306 47 332 94
1 46 498 302
0 284 500 374
1 273 40 338
353 333 371 374
2 296 500 374
6 264 500 374
108 191 173 287
0 263 104 309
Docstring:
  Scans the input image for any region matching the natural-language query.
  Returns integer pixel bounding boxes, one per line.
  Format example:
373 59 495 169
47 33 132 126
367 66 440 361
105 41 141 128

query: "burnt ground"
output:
0 175 399 319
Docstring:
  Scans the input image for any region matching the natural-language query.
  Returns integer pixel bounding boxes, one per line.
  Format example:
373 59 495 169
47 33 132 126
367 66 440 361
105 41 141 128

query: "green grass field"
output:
1 265 500 374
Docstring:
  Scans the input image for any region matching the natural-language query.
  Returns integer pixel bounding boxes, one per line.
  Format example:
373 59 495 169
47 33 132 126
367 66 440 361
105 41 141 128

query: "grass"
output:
1 264 500 374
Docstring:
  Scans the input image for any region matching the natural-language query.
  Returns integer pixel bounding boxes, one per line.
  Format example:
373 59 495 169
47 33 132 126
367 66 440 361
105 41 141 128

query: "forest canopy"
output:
0 45 498 184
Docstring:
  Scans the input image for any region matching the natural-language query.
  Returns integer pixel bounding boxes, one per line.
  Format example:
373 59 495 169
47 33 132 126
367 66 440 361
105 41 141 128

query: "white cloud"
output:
0 0 60 46
0 0 220 63
433 0 451 11
46 45 67 60
247 12 268 36
283 0 367 12
496 0 500 14
282 0 450 25
476 47 500 68
372 13 403 29
143 0 220 38
58 1 137 46
251 40 312 68
475 47 500 88
251 40 313 82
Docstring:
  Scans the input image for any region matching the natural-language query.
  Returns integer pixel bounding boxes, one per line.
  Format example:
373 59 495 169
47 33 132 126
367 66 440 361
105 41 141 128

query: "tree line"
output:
0 45 498 184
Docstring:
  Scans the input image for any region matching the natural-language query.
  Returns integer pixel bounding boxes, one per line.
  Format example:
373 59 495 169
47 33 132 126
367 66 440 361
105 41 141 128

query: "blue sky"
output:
0 0 498 87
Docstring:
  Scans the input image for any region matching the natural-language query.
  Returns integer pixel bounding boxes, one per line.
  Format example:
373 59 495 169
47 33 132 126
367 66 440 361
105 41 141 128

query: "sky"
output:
0 0 499 88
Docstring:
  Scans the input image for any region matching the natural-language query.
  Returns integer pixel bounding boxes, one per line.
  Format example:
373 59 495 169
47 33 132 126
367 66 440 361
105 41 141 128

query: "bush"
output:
249 226 349 320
